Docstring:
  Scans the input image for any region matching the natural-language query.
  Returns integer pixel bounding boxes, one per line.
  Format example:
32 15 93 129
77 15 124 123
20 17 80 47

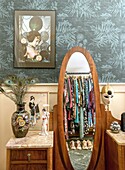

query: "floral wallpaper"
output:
0 0 125 83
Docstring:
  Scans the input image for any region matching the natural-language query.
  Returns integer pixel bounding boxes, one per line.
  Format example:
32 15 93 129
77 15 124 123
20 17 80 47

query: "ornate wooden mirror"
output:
56 46 105 170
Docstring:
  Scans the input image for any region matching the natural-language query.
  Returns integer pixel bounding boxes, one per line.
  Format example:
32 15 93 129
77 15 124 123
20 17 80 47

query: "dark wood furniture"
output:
99 105 123 170
105 130 125 170
6 131 53 170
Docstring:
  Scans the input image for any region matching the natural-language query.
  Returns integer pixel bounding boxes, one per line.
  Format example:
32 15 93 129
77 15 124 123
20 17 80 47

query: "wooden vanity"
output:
105 130 125 170
6 131 53 170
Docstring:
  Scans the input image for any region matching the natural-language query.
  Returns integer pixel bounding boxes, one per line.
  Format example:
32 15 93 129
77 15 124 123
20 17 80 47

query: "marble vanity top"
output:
6 131 53 149
107 130 125 145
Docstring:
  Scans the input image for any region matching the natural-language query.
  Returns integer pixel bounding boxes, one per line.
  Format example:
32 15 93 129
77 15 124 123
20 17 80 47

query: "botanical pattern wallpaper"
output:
0 0 125 83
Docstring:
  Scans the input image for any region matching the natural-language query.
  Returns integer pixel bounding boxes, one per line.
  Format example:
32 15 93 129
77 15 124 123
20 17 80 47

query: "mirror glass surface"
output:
64 52 95 170
66 52 90 73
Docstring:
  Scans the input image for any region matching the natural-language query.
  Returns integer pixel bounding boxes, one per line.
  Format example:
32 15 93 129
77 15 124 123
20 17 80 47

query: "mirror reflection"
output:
63 52 96 170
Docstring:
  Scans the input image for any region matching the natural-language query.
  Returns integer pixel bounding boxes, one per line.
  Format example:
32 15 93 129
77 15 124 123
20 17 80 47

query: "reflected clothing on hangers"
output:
63 78 69 139
74 78 79 123
63 74 96 139
78 76 84 138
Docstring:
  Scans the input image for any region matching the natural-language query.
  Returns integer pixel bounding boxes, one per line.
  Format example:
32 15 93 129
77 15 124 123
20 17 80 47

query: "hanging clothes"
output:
74 78 79 124
63 74 95 139
78 76 84 139
63 78 69 139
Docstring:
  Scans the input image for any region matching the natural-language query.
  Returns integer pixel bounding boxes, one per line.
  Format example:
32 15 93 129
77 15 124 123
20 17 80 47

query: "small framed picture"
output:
14 10 56 68
24 92 49 131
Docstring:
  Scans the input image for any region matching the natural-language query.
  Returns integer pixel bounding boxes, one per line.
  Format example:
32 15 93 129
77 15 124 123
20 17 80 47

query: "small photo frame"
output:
14 10 56 68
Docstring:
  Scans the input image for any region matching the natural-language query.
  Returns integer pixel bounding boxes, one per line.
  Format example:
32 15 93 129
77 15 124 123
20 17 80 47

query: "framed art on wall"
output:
24 91 49 131
14 10 56 68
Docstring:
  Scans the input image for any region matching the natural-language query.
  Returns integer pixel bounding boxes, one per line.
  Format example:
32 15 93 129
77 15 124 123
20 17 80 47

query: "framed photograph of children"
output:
14 10 56 68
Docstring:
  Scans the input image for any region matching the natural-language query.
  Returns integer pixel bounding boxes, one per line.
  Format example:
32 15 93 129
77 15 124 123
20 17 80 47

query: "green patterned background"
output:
0 0 125 83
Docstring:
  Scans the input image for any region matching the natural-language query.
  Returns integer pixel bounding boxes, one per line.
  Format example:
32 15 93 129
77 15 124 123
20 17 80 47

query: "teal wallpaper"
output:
0 0 125 83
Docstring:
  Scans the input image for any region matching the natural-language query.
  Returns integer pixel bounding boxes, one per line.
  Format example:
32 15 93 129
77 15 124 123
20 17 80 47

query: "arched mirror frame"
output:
57 46 105 170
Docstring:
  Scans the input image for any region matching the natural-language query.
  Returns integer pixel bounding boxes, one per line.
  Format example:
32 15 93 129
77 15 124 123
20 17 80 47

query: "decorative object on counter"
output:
0 75 38 138
39 104 50 136
11 102 29 138
121 112 125 132
101 83 114 111
110 121 121 133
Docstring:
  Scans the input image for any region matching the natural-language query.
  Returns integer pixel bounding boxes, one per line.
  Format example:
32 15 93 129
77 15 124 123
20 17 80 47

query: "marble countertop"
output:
6 131 53 149
107 130 125 145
